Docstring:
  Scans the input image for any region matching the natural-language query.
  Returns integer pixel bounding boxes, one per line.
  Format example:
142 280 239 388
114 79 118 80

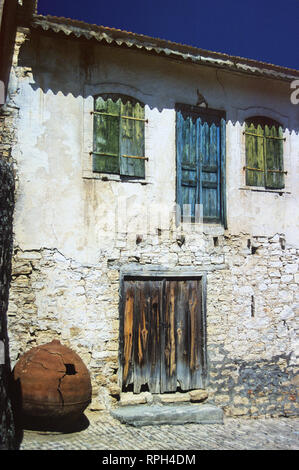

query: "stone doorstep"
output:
111 403 223 427
118 390 209 407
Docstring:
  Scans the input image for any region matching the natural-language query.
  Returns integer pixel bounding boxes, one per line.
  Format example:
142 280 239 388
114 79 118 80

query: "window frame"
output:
175 103 227 227
91 93 147 179
244 116 286 190
119 272 208 393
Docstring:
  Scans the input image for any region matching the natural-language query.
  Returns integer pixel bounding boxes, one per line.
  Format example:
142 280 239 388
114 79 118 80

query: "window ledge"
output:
239 186 290 195
82 173 151 185
202 224 225 236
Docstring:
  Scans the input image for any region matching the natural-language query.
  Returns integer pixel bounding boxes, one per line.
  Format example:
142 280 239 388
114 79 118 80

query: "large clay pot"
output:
13 340 92 429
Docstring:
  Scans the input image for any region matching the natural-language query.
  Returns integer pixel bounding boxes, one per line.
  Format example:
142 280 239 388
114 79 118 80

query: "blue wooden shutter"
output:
176 111 199 219
199 119 221 223
176 105 226 225
220 117 227 229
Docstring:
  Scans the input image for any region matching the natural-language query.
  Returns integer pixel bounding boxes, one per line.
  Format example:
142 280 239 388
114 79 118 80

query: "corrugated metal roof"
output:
30 14 299 82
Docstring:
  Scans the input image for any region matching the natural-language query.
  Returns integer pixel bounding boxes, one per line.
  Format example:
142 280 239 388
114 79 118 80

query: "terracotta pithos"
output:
13 340 92 427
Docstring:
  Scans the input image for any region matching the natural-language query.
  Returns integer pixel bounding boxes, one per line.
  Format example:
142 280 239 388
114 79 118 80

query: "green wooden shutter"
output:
93 96 120 174
245 122 265 187
265 124 285 189
93 95 146 178
120 100 145 178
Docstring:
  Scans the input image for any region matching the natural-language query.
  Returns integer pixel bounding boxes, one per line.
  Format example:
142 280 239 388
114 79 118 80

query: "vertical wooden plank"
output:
132 279 162 393
200 120 220 222
216 125 221 221
196 117 202 222
174 279 204 391
245 122 265 187
93 96 120 174
188 279 204 389
257 124 265 186
161 280 177 392
201 121 209 219
147 279 163 394
176 111 184 219
265 124 284 189
122 280 135 390
133 280 146 393
148 280 163 393
182 117 197 218
199 119 205 219
175 279 190 391
220 117 227 228
176 111 198 220
120 99 145 178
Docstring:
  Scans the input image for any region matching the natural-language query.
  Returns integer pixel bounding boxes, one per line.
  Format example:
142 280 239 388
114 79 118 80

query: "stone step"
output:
111 403 223 427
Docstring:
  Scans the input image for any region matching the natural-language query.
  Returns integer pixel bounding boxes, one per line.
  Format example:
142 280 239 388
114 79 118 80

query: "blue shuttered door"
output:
176 105 226 226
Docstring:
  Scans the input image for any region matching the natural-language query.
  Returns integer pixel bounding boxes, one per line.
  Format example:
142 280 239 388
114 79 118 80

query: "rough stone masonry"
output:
7 230 299 419
2 24 299 422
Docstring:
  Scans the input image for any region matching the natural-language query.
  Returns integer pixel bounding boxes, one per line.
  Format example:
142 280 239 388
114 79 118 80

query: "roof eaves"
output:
30 14 299 82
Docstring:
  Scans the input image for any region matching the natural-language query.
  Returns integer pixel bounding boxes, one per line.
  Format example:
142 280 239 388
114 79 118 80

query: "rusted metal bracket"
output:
122 155 148 161
90 151 118 157
243 131 286 141
243 166 287 174
267 169 288 174
243 166 264 172
90 151 148 161
91 111 148 123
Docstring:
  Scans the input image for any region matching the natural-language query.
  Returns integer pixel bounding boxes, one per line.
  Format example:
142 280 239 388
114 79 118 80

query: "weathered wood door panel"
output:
122 279 163 394
132 280 163 394
175 279 203 391
121 277 206 393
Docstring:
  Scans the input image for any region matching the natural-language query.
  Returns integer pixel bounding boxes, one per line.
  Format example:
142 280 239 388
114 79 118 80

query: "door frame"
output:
118 267 208 393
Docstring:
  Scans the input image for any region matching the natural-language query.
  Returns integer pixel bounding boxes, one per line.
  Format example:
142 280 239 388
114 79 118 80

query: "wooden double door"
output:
120 277 207 394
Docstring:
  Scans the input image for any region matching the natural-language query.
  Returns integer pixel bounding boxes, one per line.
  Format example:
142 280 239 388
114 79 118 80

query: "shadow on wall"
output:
17 29 299 136
0 156 22 449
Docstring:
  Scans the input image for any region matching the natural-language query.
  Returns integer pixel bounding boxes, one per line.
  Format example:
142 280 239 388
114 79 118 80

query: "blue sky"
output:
37 0 299 70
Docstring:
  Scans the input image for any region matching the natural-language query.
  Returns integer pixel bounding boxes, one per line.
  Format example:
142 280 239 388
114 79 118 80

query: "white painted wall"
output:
11 34 299 264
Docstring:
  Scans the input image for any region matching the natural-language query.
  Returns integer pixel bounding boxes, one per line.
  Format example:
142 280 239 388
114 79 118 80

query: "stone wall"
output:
207 233 298 417
4 26 299 421
7 230 298 418
0 155 15 449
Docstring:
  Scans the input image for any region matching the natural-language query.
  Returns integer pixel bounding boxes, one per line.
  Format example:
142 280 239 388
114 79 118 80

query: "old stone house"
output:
1 0 299 421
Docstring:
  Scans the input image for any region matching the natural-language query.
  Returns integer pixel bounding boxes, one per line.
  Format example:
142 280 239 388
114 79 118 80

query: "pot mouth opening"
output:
64 363 77 375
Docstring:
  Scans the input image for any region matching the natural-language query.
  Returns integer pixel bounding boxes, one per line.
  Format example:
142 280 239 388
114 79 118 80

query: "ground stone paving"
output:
18 412 299 450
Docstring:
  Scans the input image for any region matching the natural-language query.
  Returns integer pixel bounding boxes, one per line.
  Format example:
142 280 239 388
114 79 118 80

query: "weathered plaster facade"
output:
5 26 299 418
